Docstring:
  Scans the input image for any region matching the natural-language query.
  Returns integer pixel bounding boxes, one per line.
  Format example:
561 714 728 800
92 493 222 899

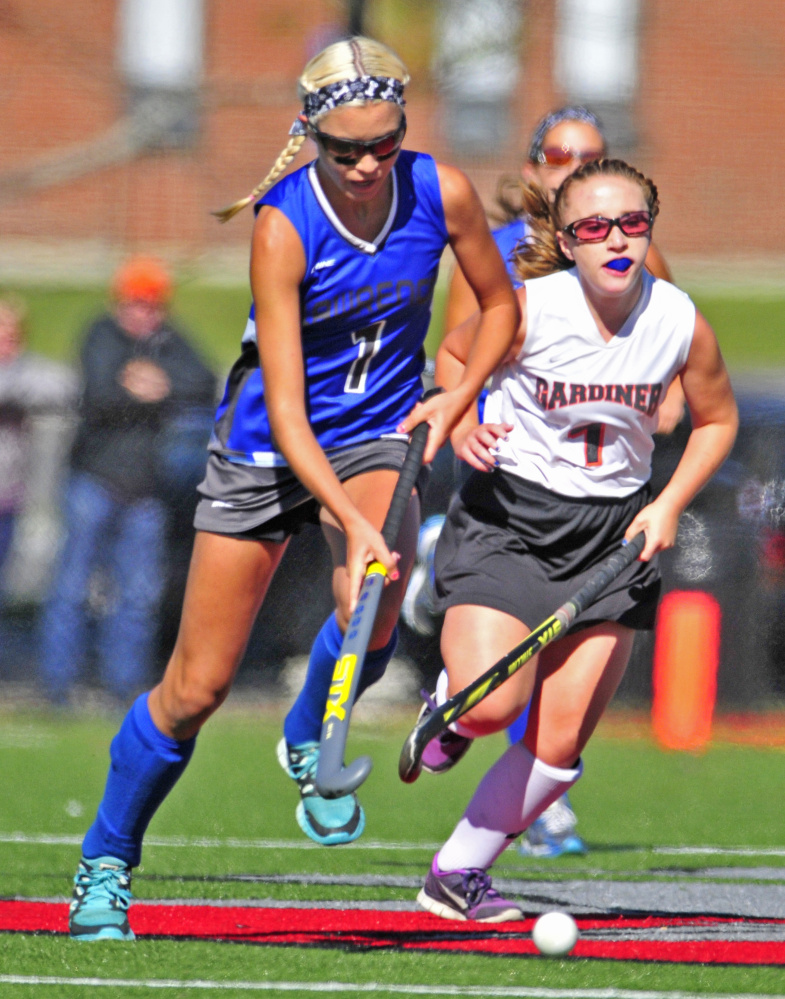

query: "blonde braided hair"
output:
213 36 409 223
212 135 307 224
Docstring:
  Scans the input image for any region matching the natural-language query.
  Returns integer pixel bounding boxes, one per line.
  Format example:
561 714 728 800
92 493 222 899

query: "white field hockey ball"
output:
532 910 579 957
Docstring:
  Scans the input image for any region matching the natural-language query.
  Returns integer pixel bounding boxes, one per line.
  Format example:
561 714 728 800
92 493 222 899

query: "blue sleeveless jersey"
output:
493 217 528 289
210 150 449 466
474 217 529 423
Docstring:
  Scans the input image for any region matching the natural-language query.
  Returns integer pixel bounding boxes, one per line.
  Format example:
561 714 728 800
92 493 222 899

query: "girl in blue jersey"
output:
67 35 519 942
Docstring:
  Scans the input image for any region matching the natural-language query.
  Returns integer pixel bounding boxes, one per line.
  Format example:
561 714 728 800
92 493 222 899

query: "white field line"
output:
0 832 440 850
1 977 784 999
654 846 785 857
2 832 785 857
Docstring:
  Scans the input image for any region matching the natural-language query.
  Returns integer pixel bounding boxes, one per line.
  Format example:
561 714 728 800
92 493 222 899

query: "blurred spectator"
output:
38 257 216 707
0 297 77 603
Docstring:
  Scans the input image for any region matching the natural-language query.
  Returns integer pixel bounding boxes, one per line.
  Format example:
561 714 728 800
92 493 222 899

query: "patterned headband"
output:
528 106 605 161
289 76 406 135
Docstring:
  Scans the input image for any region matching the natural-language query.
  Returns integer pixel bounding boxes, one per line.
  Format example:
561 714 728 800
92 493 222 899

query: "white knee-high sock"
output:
437 741 583 872
435 669 474 739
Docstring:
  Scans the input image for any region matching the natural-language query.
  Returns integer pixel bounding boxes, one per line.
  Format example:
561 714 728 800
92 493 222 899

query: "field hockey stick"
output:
398 531 646 783
315 392 439 799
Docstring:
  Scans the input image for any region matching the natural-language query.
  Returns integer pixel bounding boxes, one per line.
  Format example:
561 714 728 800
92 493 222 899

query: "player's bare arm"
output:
626 310 738 560
432 285 527 469
397 165 519 462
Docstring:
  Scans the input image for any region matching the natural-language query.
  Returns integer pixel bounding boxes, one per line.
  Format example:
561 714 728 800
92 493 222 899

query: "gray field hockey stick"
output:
315 392 439 799
398 530 646 783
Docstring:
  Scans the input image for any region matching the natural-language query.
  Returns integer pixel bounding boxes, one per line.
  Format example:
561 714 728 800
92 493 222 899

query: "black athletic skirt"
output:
433 469 660 631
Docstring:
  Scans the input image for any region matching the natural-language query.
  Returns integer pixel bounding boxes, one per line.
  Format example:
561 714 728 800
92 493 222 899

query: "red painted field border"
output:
2 901 783 965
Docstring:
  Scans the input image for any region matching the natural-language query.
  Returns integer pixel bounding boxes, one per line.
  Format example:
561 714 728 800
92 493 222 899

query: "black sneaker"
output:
417 854 523 922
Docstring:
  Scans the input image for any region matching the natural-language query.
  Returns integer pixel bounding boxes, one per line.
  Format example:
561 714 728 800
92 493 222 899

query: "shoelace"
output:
74 864 131 908
460 869 493 908
287 745 319 793
420 688 438 713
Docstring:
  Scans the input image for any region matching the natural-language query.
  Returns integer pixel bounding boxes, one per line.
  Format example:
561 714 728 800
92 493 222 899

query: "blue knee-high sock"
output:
82 693 196 867
284 614 344 746
507 700 531 744
356 626 398 698
284 616 398 746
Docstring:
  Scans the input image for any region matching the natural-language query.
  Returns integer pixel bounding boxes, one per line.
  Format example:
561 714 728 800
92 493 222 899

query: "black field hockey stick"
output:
398 531 646 783
315 392 440 799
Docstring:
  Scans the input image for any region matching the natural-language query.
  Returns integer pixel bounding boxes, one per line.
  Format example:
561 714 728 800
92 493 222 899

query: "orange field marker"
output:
652 589 721 751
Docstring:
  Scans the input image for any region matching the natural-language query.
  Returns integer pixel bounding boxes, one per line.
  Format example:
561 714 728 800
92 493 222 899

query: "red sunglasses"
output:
309 118 407 166
537 146 604 168
561 211 654 242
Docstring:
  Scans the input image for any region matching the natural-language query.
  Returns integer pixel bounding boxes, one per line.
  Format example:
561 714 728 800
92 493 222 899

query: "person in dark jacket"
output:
38 257 216 705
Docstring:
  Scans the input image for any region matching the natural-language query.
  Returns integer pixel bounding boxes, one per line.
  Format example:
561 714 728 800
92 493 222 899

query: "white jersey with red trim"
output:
483 267 695 498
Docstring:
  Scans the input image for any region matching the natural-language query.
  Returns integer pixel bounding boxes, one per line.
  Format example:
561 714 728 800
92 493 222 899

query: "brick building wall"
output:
0 0 783 273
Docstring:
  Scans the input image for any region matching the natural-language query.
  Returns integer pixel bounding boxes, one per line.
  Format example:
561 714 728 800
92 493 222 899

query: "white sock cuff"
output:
435 669 448 705
435 668 474 739
531 753 583 785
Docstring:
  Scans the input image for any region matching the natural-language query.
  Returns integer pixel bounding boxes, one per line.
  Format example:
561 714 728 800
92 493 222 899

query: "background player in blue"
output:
66 35 520 942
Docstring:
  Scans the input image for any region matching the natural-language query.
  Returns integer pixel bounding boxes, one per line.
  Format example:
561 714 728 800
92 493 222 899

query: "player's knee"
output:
161 669 230 730
460 696 521 737
333 597 352 632
369 614 397 650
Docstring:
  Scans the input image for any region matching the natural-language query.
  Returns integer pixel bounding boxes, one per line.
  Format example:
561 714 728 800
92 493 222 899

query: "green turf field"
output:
2 279 784 994
3 280 784 373
2 703 785 996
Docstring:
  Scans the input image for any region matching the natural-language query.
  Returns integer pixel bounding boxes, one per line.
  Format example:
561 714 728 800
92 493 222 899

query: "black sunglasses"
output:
308 117 407 166
561 211 653 242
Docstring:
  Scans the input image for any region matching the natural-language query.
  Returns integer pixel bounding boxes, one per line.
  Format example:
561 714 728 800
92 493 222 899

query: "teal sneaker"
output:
518 795 588 858
276 738 365 846
69 856 135 941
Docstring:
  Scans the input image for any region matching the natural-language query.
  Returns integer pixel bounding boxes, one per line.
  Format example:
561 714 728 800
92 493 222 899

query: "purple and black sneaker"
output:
417 855 523 922
418 690 473 774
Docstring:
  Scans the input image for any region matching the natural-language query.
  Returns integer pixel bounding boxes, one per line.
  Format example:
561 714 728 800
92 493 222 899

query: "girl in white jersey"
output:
413 158 738 922
411 107 681 861
66 36 519 943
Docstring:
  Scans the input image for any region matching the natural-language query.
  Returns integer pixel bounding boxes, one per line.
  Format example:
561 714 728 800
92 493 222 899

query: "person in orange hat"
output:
111 256 173 306
37 257 216 708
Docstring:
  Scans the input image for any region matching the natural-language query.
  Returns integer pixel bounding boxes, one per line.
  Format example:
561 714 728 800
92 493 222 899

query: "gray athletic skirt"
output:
194 439 427 543
434 469 660 631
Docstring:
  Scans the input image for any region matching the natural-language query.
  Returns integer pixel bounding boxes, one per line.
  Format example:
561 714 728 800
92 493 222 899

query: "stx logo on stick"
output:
324 655 358 724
